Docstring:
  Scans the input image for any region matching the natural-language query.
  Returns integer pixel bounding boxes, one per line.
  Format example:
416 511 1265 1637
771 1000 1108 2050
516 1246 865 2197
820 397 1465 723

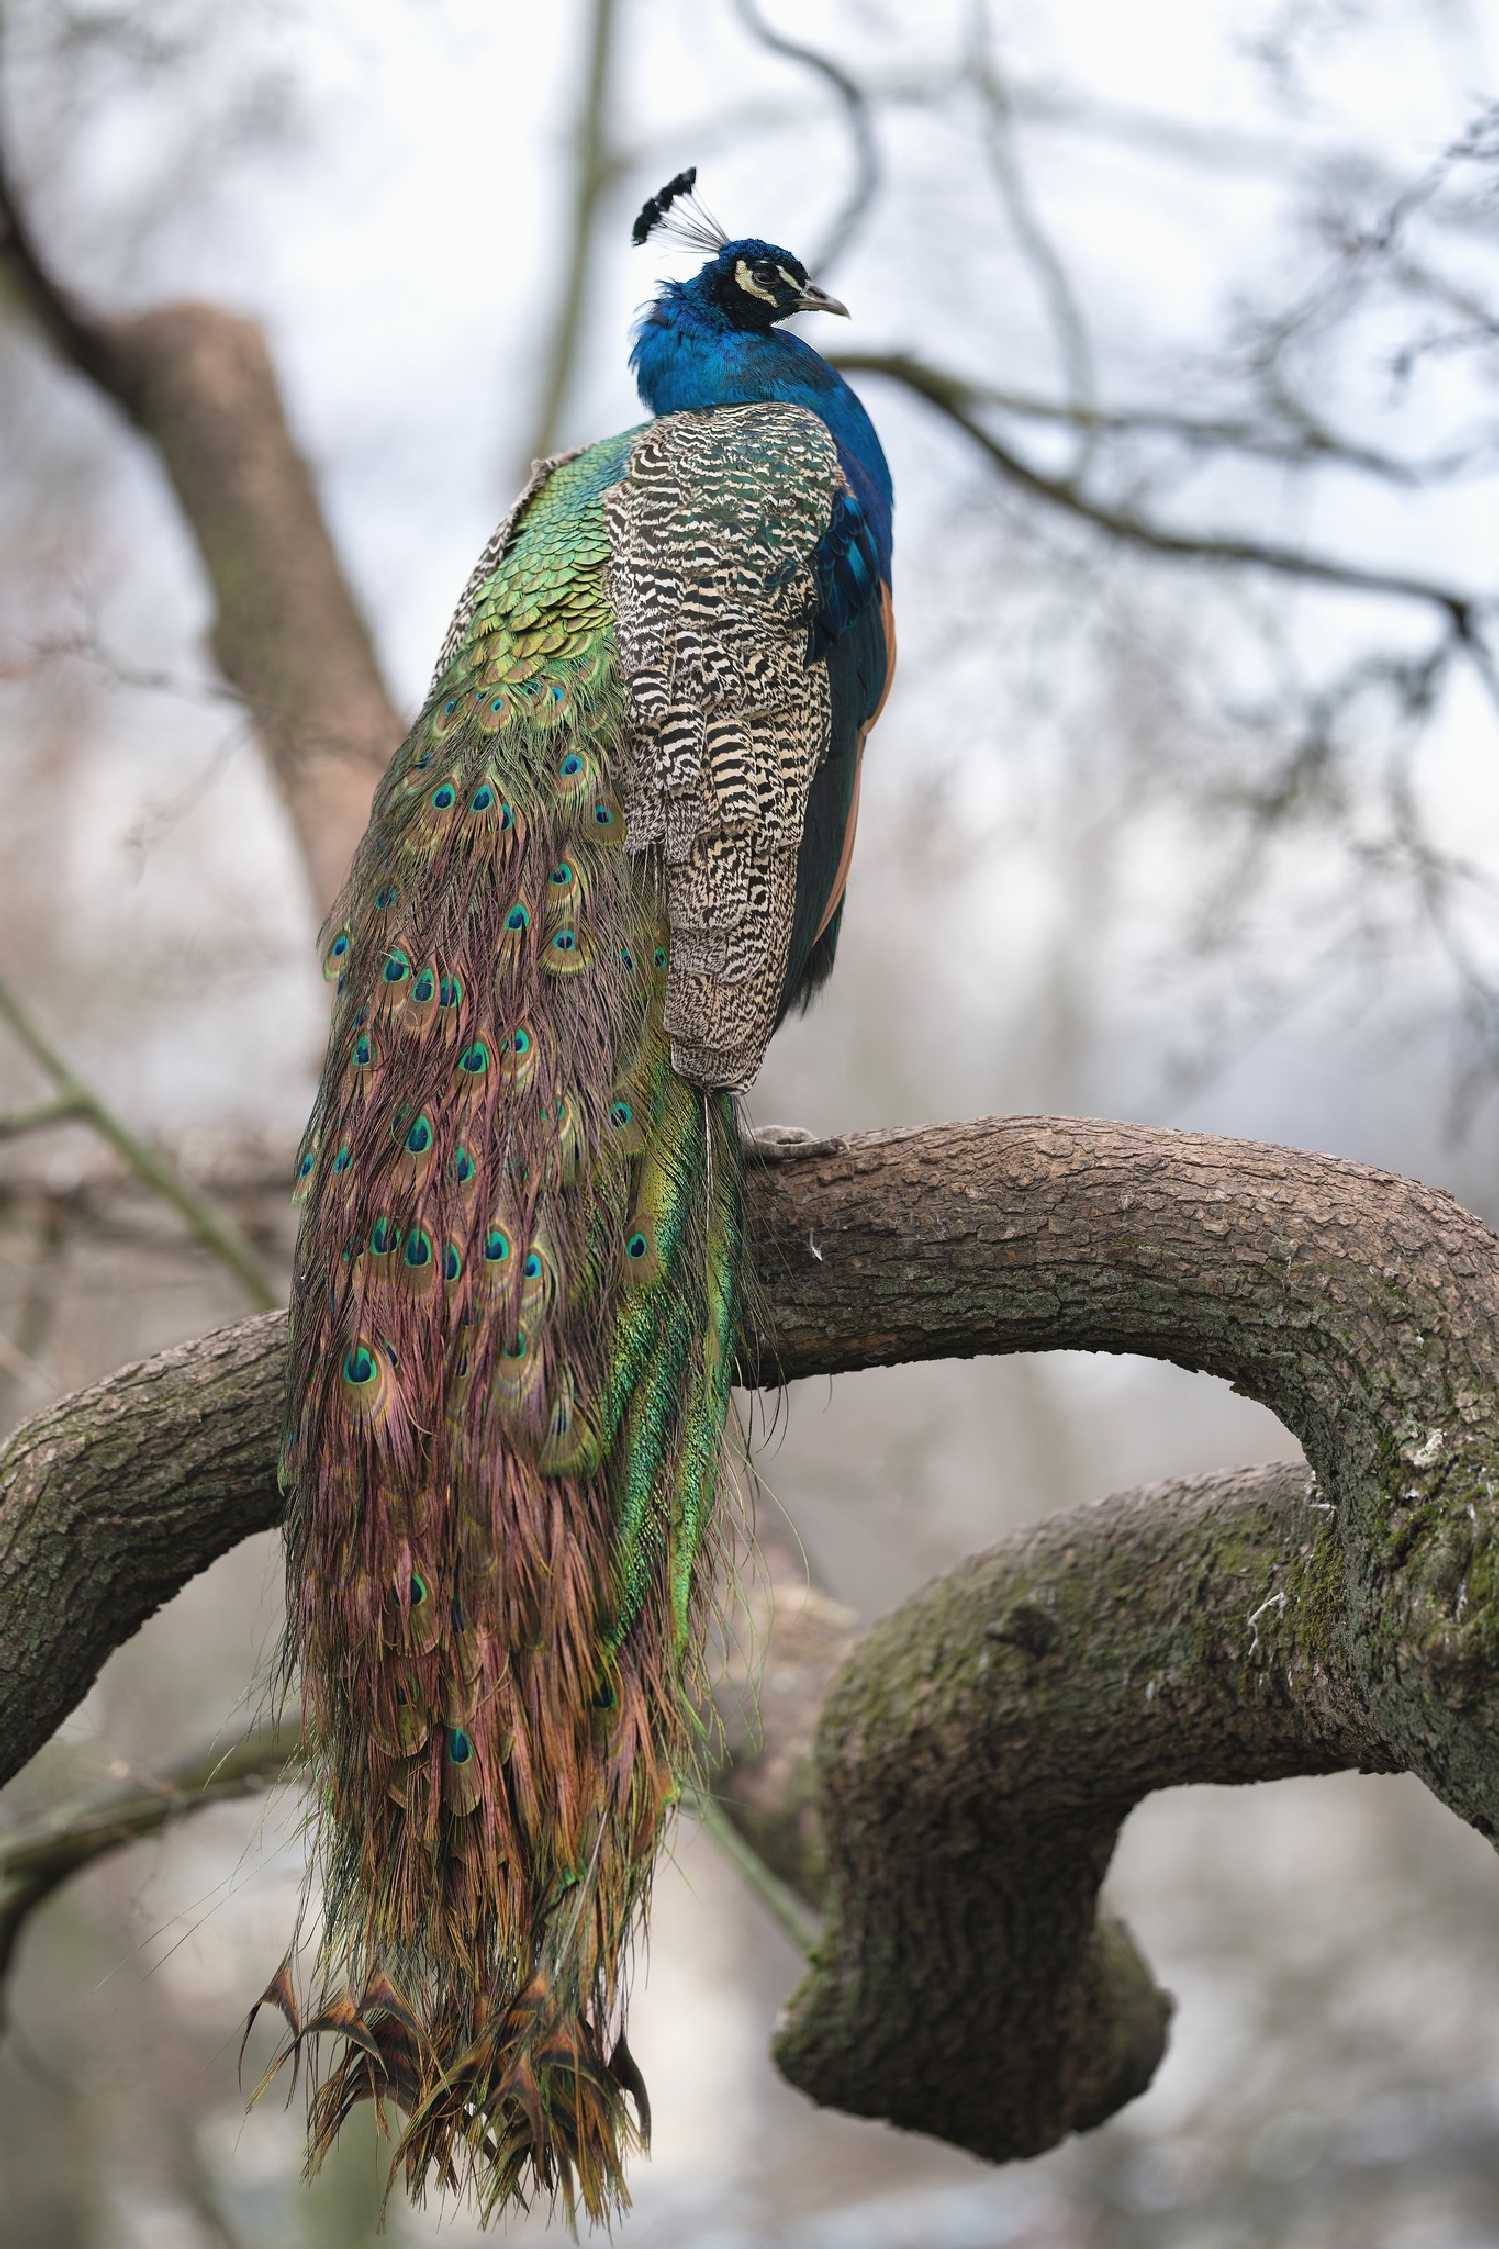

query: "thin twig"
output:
732 0 879 274
969 3 1098 479
688 1787 820 1961
0 978 279 1312
840 350 1494 636
0 1724 301 2008
834 349 1490 484
0 1096 85 1141
517 0 619 471
0 1195 66 1423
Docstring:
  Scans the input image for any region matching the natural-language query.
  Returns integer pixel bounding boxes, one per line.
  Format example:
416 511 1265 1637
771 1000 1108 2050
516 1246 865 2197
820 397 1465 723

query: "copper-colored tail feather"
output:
263 434 744 2226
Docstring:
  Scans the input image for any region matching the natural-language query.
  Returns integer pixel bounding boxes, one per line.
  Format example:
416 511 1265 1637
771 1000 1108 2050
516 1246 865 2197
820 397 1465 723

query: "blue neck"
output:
631 286 894 576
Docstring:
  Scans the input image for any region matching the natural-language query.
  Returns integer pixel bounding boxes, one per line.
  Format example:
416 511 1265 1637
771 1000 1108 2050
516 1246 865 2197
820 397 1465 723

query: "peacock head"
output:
631 169 848 333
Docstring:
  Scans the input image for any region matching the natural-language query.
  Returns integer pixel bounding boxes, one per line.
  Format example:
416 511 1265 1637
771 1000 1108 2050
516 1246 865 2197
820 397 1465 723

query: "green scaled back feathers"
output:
263 430 744 2224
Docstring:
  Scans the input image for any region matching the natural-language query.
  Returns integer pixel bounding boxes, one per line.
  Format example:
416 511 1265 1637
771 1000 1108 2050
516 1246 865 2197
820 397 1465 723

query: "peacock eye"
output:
752 261 779 288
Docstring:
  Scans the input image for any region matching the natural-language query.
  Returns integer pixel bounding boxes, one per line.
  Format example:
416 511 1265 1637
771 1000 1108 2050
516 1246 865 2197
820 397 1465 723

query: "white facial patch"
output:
734 258 780 306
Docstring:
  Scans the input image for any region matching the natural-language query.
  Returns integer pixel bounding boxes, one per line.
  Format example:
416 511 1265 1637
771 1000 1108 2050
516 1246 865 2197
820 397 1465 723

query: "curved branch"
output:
776 1458 1350 2157
834 350 1480 485
3 1115 1495 1786
0 132 397 915
731 0 880 274
2 1114 1497 2169
836 350 1494 636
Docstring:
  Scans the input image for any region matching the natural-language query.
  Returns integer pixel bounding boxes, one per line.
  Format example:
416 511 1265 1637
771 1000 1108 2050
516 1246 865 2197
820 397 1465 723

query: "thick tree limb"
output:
0 140 396 915
2 1114 1497 2169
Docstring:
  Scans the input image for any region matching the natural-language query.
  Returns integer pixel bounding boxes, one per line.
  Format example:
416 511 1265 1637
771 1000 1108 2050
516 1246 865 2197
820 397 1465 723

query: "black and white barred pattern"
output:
603 404 838 1090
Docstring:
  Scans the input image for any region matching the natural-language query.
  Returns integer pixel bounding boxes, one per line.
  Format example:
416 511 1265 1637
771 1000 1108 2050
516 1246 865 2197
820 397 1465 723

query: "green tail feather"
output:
269 433 745 2223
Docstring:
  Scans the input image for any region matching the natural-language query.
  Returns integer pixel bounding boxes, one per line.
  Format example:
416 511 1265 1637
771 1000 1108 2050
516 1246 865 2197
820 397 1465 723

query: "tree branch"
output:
834 350 1483 485
837 349 1496 642
0 977 278 1312
2 1111 1497 2171
0 1724 299 2003
776 1457 1348 2157
0 132 397 916
731 0 880 274
516 0 619 472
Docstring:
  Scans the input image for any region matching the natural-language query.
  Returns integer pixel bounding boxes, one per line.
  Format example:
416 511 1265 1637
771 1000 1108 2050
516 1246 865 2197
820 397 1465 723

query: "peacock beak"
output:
794 281 850 318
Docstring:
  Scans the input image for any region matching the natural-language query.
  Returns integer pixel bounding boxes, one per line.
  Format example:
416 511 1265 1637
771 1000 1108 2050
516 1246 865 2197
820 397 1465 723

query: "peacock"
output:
257 168 895 2225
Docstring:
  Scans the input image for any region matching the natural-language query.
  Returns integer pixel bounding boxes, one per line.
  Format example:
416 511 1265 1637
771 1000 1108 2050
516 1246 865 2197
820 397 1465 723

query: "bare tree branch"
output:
731 0 880 274
517 0 619 472
0 977 278 1312
969 3 1099 478
2 1113 1497 2163
0 125 397 916
0 1724 299 2004
834 350 1489 485
835 351 1496 654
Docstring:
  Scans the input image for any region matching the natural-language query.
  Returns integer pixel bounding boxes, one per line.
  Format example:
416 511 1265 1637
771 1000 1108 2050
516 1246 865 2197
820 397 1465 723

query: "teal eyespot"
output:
442 1243 462 1283
551 929 577 953
374 885 398 911
504 1331 529 1360
514 1028 531 1056
431 783 456 811
343 1346 377 1386
609 1100 633 1128
328 931 350 959
470 783 495 812
412 970 436 1004
522 1253 542 1280
453 1145 476 1185
404 1114 433 1155
619 943 635 971
369 1216 398 1255
560 753 583 777
548 862 574 887
333 1143 352 1173
413 747 435 768
439 973 464 1009
458 1040 489 1075
483 1228 511 1263
593 802 615 828
505 904 530 932
411 1571 428 1607
403 1228 433 1269
449 1727 472 1763
500 802 515 830
653 945 669 970
626 1231 648 1261
351 1033 372 1068
441 699 457 717
295 1150 315 1180
383 949 411 984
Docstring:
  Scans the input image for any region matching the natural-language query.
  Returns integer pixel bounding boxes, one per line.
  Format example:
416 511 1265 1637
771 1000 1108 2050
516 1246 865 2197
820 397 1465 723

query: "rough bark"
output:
2 1116 1497 2168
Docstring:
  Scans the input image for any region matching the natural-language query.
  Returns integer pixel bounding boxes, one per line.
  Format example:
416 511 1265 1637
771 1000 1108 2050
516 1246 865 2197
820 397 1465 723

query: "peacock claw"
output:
740 1121 837 1162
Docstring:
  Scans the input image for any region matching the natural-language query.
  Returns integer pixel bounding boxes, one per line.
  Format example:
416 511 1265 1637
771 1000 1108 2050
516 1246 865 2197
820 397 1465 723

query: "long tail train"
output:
262 436 746 2222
